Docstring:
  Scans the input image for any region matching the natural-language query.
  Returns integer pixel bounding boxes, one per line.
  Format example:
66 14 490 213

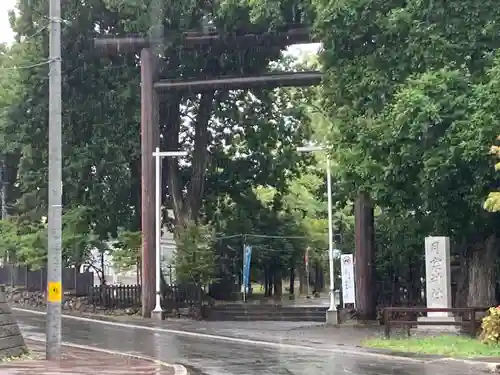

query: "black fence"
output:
162 284 214 311
87 283 211 311
0 265 93 295
89 284 141 309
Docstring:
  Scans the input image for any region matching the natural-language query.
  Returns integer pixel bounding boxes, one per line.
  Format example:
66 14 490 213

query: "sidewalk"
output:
0 340 178 375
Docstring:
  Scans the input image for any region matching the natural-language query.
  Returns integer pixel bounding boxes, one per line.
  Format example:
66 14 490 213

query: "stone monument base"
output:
0 286 27 358
325 309 339 325
417 316 462 333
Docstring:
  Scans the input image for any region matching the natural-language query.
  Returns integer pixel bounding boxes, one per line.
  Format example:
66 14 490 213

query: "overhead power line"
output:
0 59 52 71
21 23 51 40
215 233 321 241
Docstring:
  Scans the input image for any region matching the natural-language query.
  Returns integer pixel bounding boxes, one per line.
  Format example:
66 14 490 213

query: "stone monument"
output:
0 285 27 357
417 236 460 331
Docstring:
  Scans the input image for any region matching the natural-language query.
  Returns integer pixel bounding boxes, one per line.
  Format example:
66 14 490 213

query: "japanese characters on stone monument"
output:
424 236 452 318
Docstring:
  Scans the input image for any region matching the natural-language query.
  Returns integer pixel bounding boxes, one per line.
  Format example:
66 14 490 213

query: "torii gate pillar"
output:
140 47 159 318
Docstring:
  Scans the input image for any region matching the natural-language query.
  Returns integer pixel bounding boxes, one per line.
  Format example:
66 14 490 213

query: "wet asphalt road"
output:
12 310 485 375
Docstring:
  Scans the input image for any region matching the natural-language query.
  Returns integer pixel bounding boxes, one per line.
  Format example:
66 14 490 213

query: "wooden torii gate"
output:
94 10 376 319
95 20 321 318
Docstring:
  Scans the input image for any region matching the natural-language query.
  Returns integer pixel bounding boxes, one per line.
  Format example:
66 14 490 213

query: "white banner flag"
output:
340 254 356 306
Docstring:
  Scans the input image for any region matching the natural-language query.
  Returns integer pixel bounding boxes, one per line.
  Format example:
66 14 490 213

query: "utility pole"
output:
297 145 338 325
47 0 62 360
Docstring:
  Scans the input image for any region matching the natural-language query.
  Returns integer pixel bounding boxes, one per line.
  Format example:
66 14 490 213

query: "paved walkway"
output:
0 340 176 375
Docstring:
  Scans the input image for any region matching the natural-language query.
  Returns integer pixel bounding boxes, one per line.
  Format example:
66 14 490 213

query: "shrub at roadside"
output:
480 306 500 344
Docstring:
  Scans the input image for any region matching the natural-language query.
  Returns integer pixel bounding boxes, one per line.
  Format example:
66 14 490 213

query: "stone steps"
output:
204 304 328 322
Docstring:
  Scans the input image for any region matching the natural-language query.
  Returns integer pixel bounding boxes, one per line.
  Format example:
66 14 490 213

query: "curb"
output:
431 358 500 373
10 305 131 321
356 346 445 360
25 336 188 375
358 346 500 373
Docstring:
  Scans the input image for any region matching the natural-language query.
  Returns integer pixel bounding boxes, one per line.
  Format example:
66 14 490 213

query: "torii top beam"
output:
94 28 314 56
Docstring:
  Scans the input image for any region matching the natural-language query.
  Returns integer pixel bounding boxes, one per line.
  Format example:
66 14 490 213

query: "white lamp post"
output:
152 147 188 319
297 145 338 325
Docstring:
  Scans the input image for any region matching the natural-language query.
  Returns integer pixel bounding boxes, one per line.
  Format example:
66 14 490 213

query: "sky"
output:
0 0 15 44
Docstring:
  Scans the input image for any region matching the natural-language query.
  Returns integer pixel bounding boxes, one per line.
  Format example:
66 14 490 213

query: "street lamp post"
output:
297 145 338 325
152 147 188 320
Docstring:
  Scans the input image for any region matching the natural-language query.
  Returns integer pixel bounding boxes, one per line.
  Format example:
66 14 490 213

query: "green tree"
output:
111 230 142 284
0 208 102 269
0 41 24 219
314 0 500 306
0 219 22 262
61 206 100 268
3 0 341 308
112 230 142 272
5 0 314 267
7 0 145 240
174 222 218 286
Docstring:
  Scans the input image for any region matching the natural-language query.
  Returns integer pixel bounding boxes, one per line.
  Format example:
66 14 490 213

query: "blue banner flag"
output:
242 245 252 295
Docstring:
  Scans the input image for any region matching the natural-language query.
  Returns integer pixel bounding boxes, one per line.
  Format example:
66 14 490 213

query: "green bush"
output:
480 306 500 344
174 221 218 286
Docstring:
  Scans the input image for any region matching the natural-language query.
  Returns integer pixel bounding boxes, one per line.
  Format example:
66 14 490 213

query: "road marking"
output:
26 336 188 375
12 307 423 362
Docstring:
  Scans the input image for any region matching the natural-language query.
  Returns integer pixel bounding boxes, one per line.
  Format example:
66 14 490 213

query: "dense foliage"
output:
2 0 500 312
0 0 326 296
314 0 500 307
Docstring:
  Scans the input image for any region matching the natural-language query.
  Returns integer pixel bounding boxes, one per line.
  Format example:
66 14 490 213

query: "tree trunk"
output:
100 251 106 285
390 272 399 306
186 91 215 222
136 257 141 286
299 267 305 294
267 266 273 297
162 92 214 226
319 264 325 290
354 192 376 320
407 255 422 305
289 266 295 296
130 160 141 231
467 234 497 307
314 262 322 293
162 95 185 224
273 269 282 299
455 240 469 308
264 268 269 296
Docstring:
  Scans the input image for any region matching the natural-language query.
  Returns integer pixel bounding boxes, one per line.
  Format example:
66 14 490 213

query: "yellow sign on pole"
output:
47 281 62 303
